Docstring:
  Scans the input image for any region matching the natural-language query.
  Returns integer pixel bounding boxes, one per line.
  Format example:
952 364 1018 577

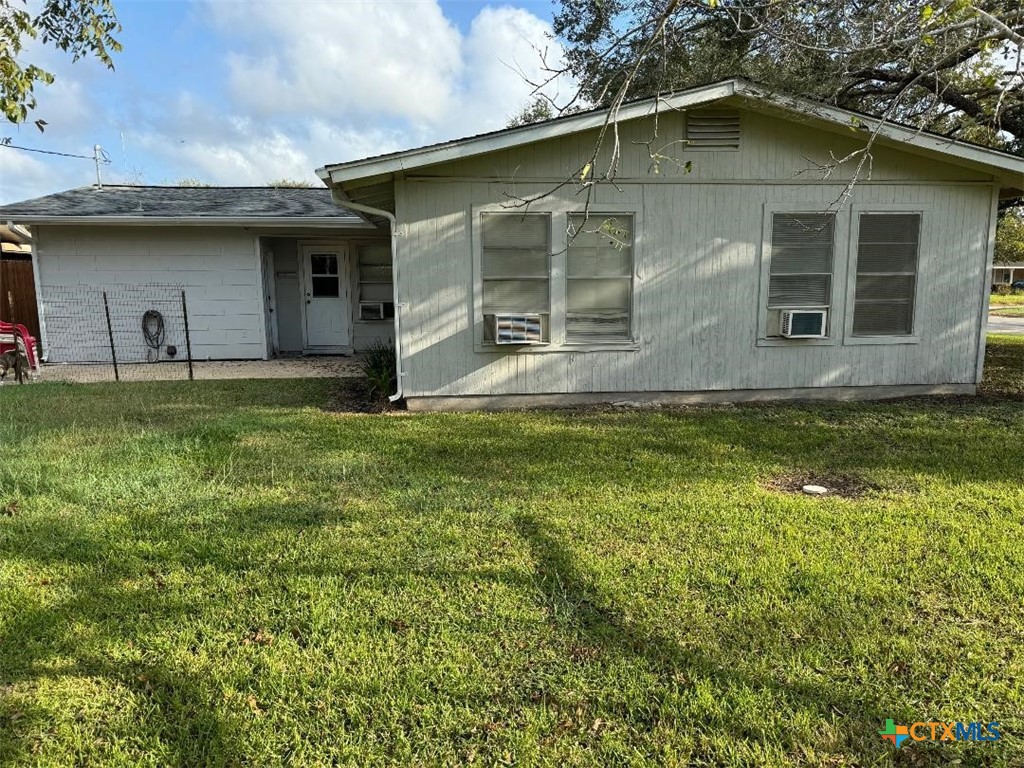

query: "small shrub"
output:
994 283 1012 295
359 340 397 405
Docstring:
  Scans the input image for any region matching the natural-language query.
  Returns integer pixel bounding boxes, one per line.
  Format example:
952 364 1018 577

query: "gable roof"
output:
317 78 1024 190
0 185 370 227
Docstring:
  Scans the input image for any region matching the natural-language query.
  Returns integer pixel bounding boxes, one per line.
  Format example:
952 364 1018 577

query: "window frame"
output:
565 211 636 344
471 202 641 353
756 203 850 347
355 242 395 322
842 204 926 346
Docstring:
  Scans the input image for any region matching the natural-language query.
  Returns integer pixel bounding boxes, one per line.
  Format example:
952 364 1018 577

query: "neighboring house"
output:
2 79 1023 409
992 263 1024 286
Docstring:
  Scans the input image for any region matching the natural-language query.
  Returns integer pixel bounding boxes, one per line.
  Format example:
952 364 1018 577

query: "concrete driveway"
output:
988 314 1024 335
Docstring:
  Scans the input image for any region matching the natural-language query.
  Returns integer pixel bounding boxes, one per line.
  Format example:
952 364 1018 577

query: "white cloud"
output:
208 0 570 133
133 0 574 185
455 6 569 133
0 2 576 196
211 1 463 123
0 146 69 205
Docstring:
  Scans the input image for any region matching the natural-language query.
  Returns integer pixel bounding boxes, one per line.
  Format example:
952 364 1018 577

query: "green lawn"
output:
1 340 1022 766
990 306 1024 318
989 292 1024 307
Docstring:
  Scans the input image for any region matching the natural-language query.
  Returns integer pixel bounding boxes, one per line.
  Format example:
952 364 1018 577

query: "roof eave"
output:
317 77 1024 186
735 82 1024 178
2 215 374 228
317 81 740 184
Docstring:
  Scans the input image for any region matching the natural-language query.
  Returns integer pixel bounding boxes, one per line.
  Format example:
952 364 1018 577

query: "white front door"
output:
302 245 350 350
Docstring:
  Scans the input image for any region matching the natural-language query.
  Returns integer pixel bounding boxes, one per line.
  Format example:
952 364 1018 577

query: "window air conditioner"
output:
780 309 827 339
359 302 385 321
494 313 543 344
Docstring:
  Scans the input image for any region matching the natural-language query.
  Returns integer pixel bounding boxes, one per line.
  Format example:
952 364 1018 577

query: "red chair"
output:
0 321 40 371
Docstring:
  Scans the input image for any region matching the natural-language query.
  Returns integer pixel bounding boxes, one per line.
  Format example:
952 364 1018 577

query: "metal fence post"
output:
181 290 193 381
102 291 119 382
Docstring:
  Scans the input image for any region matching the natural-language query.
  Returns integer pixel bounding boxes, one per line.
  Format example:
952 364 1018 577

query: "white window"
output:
766 213 835 334
852 213 921 336
481 213 550 342
357 245 394 320
566 214 633 341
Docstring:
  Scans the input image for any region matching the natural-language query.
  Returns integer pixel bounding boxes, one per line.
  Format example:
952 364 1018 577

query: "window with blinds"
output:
767 213 835 315
852 213 920 336
481 213 550 342
357 244 394 320
566 214 633 341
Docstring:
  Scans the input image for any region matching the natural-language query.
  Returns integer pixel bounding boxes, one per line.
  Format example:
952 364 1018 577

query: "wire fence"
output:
25 284 194 383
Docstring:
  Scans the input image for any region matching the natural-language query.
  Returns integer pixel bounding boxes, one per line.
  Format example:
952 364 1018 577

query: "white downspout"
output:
328 187 405 403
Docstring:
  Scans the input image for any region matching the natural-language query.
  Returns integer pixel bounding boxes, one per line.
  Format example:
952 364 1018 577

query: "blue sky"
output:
0 0 570 203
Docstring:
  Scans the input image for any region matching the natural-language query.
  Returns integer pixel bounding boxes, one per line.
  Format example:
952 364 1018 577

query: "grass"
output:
988 292 1024 307
990 306 1024 318
0 340 1022 767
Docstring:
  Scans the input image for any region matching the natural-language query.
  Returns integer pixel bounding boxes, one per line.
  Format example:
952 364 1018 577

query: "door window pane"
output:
312 275 339 297
311 254 338 275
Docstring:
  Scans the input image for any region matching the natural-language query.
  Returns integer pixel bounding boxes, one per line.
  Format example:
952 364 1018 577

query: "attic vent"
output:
685 110 741 149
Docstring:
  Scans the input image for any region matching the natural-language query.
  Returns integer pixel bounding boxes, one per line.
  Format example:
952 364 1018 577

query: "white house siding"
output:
394 108 996 399
35 225 265 362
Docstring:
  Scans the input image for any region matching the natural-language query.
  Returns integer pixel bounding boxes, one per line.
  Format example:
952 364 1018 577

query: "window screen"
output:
481 213 550 341
852 213 920 336
358 244 394 319
768 213 835 309
566 214 633 341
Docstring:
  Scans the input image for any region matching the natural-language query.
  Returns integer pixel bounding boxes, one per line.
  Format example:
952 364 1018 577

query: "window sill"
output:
475 340 641 354
757 337 836 348
843 335 920 346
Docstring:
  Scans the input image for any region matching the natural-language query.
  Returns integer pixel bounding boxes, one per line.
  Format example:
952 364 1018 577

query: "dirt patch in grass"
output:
763 472 882 499
325 378 405 414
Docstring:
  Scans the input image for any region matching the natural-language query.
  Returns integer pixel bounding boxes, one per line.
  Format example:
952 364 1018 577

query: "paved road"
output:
988 314 1024 335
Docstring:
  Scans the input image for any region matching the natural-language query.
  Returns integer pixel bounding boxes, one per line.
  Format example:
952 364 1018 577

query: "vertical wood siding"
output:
395 110 995 398
0 258 41 345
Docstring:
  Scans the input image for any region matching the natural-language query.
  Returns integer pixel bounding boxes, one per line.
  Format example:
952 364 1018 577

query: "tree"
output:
995 210 1024 264
266 179 316 188
0 0 121 129
507 98 555 128
547 1 1024 201
174 178 211 187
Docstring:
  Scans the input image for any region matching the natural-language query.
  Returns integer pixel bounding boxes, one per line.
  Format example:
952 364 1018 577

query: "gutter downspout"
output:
328 186 405 403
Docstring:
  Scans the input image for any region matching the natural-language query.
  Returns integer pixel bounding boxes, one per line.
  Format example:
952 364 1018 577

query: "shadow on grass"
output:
509 511 974 764
0 569 238 764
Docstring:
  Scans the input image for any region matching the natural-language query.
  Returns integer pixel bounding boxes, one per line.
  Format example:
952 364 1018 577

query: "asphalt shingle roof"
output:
0 185 363 222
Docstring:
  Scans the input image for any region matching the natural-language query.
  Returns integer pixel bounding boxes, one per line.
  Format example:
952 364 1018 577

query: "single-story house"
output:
992 263 1024 286
3 79 1023 409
